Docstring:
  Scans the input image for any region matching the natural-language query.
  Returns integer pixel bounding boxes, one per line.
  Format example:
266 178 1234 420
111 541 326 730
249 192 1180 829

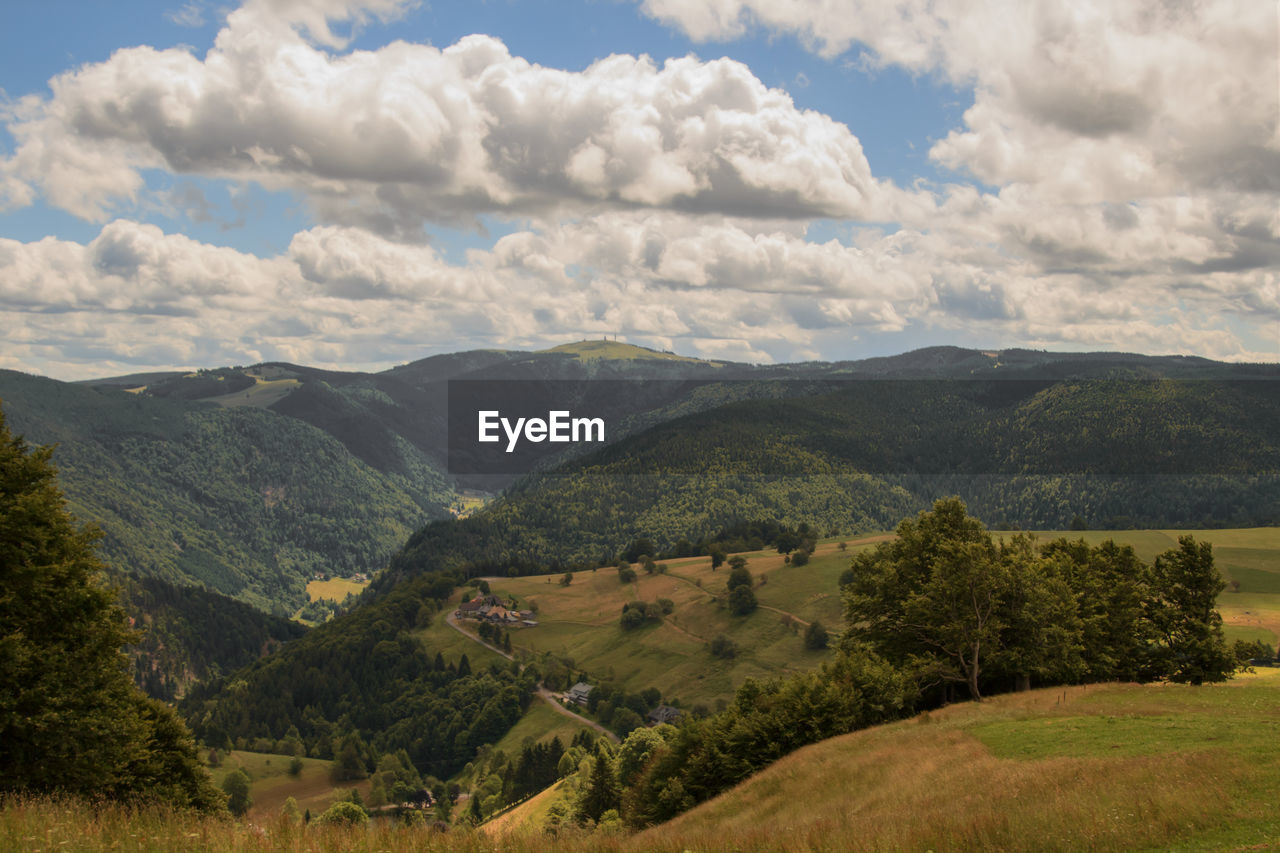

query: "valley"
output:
3 343 1278 850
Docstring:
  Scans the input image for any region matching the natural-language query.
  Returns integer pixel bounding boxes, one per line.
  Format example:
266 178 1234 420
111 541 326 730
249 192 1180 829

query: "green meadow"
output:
206 751 368 824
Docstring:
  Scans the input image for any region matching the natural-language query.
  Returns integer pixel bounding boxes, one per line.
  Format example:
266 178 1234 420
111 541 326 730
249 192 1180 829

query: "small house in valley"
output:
647 704 682 725
566 682 594 705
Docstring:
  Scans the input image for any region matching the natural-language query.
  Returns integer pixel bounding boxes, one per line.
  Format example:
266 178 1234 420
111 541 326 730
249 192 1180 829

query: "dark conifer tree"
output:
0 409 222 810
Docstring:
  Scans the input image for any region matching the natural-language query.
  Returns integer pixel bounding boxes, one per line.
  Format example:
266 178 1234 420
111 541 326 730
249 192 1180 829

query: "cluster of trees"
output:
621 520 820 565
0 410 223 810
1234 638 1278 664
578 684 672 738
843 499 1236 700
296 594 354 625
143 368 256 400
619 599 673 630
556 651 915 829
364 750 425 808
475 620 514 653
725 558 758 616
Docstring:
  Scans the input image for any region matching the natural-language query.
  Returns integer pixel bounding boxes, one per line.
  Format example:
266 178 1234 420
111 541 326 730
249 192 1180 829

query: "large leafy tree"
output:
843 498 1081 700
0 408 222 809
1145 537 1234 684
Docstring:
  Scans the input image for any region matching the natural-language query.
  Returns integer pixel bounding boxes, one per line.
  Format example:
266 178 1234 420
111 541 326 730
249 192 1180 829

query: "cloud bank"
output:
1 0 1276 377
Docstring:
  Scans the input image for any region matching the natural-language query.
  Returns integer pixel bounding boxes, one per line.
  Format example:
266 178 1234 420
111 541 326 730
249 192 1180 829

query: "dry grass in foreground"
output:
8 675 1280 852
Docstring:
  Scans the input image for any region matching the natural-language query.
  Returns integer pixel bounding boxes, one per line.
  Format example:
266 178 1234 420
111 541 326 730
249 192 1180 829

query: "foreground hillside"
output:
9 676 1280 851
638 674 1280 852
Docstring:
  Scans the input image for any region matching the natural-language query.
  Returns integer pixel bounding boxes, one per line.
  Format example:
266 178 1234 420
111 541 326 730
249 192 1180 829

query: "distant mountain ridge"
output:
383 366 1280 589
5 342 1274 616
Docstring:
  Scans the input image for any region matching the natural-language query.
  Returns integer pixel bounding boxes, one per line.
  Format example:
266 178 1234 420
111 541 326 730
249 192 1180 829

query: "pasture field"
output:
483 779 569 836
479 702 595 764
305 577 368 603
206 750 368 824
645 670 1280 852
482 543 870 710
541 340 704 362
205 369 301 409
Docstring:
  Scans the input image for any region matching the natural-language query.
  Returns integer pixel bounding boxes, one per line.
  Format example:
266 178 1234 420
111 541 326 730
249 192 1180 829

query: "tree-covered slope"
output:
384 374 1280 587
119 574 308 701
180 570 534 781
0 370 451 613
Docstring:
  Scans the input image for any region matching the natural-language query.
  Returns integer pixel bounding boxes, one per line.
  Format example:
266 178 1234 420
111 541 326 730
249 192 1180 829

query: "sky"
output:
1 0 1277 379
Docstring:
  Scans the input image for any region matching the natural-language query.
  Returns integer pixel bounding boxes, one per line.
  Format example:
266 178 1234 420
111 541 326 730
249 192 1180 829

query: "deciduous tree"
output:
843 498 1081 700
1145 537 1234 684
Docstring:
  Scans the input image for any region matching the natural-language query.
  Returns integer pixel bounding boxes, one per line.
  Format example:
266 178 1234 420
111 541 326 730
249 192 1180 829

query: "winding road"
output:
444 611 620 743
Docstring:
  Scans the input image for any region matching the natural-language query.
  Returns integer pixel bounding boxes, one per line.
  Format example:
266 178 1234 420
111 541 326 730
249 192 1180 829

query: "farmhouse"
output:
647 704 682 725
455 593 505 619
482 604 522 623
566 682 594 705
455 599 484 617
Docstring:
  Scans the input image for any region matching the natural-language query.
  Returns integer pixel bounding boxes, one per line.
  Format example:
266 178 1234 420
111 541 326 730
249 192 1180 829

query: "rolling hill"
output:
9 343 1271 613
624 673 1280 852
437 526 1280 738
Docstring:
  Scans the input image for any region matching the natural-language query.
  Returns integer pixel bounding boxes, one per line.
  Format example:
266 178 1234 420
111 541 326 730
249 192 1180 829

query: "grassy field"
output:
305 577 369 603
481 539 879 711
483 779 569 836
203 367 301 409
486 701 594 756
541 341 705 363
207 750 369 823
640 669 1280 852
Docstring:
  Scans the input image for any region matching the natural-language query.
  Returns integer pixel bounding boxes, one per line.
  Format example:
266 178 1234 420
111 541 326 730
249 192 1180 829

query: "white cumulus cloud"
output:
0 0 911 235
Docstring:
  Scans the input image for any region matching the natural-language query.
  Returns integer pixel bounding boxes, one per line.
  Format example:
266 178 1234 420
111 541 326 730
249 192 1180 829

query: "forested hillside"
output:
10 346 1270 614
0 370 451 613
180 570 535 781
119 574 307 700
383 375 1280 587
